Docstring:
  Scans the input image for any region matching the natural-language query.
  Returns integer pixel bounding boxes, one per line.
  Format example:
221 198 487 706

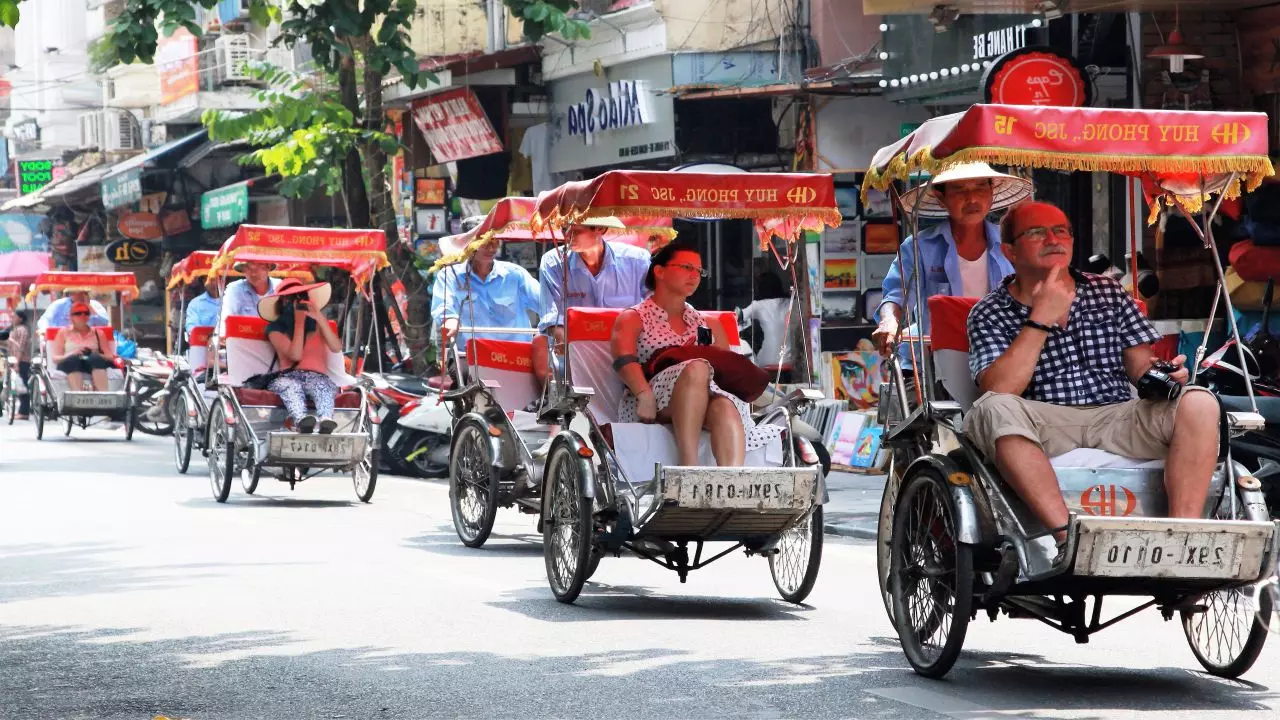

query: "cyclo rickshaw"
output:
203 225 386 503
870 104 1279 679
165 250 313 474
25 271 140 441
1 280 23 422
446 171 836 605
433 196 680 550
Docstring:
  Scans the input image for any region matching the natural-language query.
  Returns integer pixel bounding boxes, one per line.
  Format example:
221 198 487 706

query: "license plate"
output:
678 478 796 510
62 393 124 410
276 435 358 462
1088 530 1243 579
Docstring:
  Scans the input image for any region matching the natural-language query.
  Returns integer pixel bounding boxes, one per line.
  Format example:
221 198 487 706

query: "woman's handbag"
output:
644 345 771 403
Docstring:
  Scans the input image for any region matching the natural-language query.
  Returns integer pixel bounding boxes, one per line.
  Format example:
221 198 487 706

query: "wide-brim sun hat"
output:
436 232 470 258
898 162 1032 219
571 215 626 230
257 278 332 322
234 260 278 273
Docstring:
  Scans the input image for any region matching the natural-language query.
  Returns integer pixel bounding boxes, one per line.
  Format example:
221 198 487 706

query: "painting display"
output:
822 224 859 254
862 187 893 218
823 257 858 289
827 411 868 468
863 222 899 254
827 350 886 410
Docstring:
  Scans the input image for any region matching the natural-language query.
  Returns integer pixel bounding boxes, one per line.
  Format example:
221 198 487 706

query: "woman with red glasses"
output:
50 302 116 392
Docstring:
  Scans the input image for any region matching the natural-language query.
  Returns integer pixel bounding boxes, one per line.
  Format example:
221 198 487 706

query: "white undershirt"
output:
958 250 990 298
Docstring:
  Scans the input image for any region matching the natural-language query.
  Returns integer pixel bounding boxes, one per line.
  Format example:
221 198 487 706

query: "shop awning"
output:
862 1 1260 12
102 129 208 182
0 165 111 212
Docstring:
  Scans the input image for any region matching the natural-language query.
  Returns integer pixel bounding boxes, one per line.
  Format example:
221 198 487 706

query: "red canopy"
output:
864 104 1275 215
531 170 841 246
27 271 139 301
431 196 679 270
0 281 21 309
211 225 390 287
167 250 315 289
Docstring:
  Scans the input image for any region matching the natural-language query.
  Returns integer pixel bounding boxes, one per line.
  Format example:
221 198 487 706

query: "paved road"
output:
1 421 1278 719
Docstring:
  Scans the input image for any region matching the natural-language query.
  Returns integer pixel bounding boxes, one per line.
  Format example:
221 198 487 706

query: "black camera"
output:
1137 359 1181 401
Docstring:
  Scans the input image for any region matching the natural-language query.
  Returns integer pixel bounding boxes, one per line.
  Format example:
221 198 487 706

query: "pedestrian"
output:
737 273 793 370
7 310 32 419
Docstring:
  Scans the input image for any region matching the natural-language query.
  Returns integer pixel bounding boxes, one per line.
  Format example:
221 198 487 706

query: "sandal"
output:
1027 524 1071 567
297 415 317 434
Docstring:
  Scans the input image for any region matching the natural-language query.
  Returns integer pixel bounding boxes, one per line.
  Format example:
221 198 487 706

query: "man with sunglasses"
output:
964 200 1220 558
36 290 110 332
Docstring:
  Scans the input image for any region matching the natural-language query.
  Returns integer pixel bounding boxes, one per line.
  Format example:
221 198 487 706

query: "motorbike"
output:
362 369 450 478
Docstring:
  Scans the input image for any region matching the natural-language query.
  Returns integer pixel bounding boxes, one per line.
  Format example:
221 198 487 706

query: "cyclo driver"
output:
964 201 1221 558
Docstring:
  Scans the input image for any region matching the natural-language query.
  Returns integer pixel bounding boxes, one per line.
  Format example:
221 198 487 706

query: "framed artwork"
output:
827 411 868 467
834 186 860 219
849 426 885 468
863 221 898 253
822 224 860 255
830 350 886 410
862 187 893 219
415 178 447 205
824 257 859 290
821 292 859 321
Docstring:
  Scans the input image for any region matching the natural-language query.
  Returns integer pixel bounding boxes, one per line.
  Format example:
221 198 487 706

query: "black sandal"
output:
1027 524 1071 566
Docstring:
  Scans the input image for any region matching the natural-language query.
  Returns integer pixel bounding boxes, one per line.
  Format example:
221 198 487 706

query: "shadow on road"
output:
404 528 546 558
0 622 1273 720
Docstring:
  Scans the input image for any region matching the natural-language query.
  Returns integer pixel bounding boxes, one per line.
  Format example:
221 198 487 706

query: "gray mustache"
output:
1039 247 1068 257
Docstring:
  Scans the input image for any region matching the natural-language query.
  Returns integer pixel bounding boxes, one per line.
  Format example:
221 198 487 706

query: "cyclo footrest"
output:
265 432 368 467
1071 515 1275 582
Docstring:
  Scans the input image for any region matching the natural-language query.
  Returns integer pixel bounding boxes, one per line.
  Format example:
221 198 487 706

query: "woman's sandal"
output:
1026 524 1072 566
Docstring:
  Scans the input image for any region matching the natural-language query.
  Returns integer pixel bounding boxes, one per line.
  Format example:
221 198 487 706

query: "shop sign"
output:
105 238 158 266
161 209 192 236
101 169 143 210
201 183 249 228
548 55 677 174
972 24 1030 61
410 88 504 163
157 28 200 106
566 80 654 145
983 47 1092 108
117 211 164 240
17 159 57 195
11 118 40 154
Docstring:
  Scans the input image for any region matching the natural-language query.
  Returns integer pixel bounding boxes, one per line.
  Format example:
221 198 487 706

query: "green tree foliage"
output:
500 0 589 41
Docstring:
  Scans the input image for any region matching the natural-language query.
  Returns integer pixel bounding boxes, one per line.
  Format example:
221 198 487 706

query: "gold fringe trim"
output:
210 248 390 284
863 147 1274 222
430 222 684 273
27 284 139 302
532 206 844 237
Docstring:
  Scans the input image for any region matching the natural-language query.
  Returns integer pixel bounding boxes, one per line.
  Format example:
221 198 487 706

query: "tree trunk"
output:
337 56 371 228
359 55 430 364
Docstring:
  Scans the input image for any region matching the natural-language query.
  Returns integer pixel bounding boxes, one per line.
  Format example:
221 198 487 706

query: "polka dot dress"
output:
618 298 785 452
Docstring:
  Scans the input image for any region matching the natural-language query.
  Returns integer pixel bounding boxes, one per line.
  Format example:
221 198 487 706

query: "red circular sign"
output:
983 47 1091 107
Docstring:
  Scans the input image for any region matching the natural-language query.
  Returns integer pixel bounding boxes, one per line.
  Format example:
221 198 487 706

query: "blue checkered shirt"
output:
968 271 1161 406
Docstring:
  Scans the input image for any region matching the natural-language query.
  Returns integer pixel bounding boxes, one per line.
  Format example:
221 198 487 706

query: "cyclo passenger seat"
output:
923 295 1240 520
564 307 785 483
42 326 125 392
221 315 361 409
187 326 214 374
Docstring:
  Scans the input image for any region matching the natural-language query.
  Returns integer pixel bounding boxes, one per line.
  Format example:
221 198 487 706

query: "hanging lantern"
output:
1148 7 1203 74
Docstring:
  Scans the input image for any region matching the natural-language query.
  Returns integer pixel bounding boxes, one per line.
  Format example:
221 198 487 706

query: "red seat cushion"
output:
426 375 453 390
1230 240 1280 282
234 387 361 409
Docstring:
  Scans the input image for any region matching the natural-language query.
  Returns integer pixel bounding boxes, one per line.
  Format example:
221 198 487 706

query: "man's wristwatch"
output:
1023 318 1056 334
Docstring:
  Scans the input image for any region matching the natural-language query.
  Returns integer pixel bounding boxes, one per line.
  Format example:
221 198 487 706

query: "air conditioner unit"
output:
105 110 142 151
216 34 255 83
79 112 104 149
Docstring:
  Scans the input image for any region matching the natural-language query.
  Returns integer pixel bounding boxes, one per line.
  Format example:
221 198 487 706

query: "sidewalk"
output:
822 470 886 539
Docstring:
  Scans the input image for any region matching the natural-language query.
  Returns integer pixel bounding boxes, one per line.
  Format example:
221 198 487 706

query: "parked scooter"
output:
363 369 450 478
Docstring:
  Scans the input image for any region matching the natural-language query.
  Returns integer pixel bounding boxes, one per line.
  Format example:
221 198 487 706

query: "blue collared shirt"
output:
185 292 222 334
36 297 110 331
876 220 1015 365
538 241 650 332
218 277 280 333
431 259 541 344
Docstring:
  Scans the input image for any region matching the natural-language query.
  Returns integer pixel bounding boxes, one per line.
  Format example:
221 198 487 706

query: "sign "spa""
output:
566 80 654 145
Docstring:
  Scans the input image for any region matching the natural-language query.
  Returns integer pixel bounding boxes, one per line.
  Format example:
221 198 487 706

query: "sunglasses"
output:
71 312 90 317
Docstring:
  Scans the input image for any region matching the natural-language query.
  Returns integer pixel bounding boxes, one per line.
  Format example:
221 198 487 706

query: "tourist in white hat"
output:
872 162 1032 368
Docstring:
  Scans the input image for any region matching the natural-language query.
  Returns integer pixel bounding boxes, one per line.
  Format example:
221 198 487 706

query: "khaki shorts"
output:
963 387 1216 460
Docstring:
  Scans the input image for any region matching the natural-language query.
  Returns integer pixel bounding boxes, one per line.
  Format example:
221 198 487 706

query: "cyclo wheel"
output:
32 376 45 440
878 453 904 623
889 467 973 679
242 467 260 495
542 441 595 604
1182 487 1273 678
769 505 824 604
207 401 235 503
448 420 500 547
353 443 378 503
172 392 194 474
123 402 136 441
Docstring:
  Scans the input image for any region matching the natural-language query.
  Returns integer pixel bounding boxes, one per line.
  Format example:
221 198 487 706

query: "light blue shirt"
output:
876 220 1014 366
431 259 541 344
538 241 650 333
36 297 110 332
218 277 280 333
185 292 222 334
